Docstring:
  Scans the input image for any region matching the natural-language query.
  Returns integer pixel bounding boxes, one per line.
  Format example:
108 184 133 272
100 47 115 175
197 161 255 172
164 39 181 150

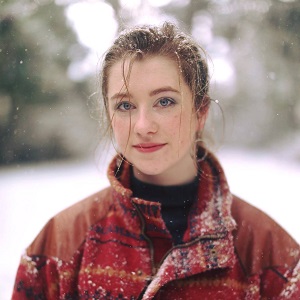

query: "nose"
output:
133 109 158 137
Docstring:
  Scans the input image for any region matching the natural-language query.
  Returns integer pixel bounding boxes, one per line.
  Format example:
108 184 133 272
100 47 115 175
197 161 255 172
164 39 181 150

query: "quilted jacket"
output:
12 150 300 299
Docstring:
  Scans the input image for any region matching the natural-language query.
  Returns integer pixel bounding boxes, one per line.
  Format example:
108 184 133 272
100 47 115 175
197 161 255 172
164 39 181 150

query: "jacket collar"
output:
107 149 237 299
107 148 236 240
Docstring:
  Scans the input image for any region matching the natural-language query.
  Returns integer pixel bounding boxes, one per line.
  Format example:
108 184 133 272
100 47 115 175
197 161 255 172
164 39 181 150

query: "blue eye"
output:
116 101 133 111
158 98 175 107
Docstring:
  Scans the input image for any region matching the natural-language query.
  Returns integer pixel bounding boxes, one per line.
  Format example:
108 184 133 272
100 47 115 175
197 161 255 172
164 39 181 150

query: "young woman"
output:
12 22 299 299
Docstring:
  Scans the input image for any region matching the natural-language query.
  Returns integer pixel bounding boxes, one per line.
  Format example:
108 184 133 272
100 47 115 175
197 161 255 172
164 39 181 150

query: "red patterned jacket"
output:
12 151 300 299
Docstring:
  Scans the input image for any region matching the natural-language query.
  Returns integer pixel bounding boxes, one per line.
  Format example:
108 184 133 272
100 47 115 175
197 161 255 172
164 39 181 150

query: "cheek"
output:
176 114 197 146
111 117 131 143
166 115 182 136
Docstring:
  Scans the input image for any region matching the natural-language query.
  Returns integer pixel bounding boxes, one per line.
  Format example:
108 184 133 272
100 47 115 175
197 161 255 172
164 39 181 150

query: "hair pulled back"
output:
100 22 210 118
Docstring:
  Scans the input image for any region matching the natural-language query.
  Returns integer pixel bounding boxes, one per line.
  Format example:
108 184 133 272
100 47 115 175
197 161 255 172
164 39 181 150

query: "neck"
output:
133 156 197 186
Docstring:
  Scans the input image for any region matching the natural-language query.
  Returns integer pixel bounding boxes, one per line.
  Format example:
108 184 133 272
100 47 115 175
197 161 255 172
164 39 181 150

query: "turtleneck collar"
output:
106 148 236 241
130 169 199 244
130 168 199 206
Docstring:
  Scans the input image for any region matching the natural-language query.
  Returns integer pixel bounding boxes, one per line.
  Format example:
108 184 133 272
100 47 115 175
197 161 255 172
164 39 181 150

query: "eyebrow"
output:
109 86 180 101
149 86 180 97
110 92 131 102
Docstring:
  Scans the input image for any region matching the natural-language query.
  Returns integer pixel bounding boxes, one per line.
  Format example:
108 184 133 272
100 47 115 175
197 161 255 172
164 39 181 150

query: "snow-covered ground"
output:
1 148 299 299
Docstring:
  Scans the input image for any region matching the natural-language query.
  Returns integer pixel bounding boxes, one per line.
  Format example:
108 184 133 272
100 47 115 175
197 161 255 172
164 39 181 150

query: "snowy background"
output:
1 1 300 299
1 148 299 299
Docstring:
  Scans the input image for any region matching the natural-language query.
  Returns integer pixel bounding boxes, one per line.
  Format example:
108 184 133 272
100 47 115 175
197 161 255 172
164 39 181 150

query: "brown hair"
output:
99 22 211 146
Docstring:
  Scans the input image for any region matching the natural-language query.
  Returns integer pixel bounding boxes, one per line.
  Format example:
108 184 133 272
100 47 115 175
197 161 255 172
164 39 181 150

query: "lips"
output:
133 143 166 153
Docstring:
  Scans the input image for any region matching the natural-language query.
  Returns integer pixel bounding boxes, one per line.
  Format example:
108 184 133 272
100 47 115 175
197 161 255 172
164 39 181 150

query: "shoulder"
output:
231 195 300 276
27 186 114 261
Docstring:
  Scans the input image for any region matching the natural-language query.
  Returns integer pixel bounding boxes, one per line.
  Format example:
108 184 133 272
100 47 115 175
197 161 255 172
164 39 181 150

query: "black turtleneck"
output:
130 170 199 244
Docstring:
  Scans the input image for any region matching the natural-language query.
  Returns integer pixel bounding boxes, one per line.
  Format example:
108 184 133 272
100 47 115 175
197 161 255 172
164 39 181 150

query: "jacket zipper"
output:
131 199 228 276
131 200 156 276
132 200 229 299
157 231 228 269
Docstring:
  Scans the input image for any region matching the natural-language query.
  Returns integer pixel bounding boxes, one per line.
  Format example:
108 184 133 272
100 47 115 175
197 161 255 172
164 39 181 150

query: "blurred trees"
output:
0 0 92 164
206 0 300 149
1 0 299 165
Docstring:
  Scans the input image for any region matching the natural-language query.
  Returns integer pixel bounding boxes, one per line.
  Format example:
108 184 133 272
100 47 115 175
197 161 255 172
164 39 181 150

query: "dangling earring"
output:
192 131 207 163
191 131 199 160
197 144 207 163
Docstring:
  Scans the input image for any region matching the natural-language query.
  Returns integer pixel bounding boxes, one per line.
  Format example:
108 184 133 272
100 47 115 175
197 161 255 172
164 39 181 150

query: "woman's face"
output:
107 56 204 185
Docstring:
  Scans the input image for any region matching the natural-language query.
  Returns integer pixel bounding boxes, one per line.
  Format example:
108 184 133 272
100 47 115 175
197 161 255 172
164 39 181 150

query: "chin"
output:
135 168 163 177
133 164 166 177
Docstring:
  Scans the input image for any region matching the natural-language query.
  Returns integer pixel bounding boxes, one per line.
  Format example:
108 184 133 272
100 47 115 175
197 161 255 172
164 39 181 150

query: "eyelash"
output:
115 97 176 112
156 97 176 107
115 101 134 111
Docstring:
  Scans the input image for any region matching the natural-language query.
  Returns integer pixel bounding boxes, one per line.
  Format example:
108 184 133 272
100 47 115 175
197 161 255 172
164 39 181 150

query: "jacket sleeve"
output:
11 191 111 299
259 261 300 299
278 260 300 299
12 254 60 300
232 196 300 298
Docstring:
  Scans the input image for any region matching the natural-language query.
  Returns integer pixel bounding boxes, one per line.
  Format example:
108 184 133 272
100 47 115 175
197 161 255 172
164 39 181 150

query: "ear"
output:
196 108 209 131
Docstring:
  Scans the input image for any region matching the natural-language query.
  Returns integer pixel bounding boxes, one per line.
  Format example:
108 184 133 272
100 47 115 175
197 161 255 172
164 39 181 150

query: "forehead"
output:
107 56 183 96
